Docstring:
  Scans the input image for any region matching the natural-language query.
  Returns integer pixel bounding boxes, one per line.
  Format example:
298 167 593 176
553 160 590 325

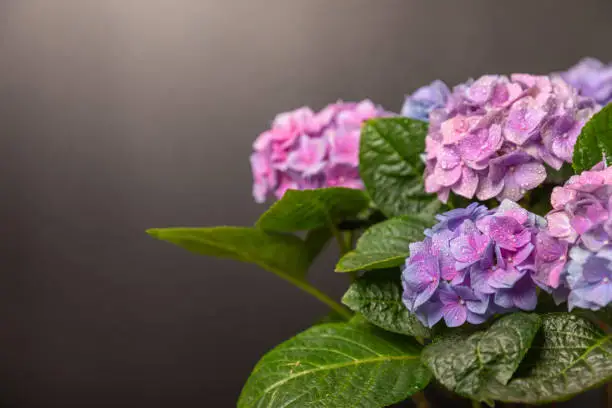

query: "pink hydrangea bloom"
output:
250 101 389 202
424 74 599 203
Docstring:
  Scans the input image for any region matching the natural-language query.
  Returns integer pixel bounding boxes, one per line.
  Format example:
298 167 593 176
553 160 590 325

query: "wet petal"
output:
442 304 467 327
489 266 526 289
434 164 463 187
551 187 577 210
546 211 576 241
513 162 547 191
452 167 479 199
504 97 547 145
476 173 504 201
414 301 444 328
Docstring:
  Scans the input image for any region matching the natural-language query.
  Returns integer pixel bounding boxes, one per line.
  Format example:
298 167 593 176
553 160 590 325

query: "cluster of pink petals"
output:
250 101 388 202
424 74 599 203
548 163 612 244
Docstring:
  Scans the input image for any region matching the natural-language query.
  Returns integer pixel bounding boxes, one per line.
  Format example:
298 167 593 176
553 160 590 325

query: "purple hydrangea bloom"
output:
402 200 546 328
559 58 612 106
401 80 451 122
250 101 389 202
537 163 612 311
424 74 599 203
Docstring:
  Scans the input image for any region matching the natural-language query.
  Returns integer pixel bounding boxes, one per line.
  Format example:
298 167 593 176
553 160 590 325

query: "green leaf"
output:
315 310 347 325
342 269 430 338
304 227 332 263
335 216 431 272
573 103 612 172
238 322 431 408
146 227 310 281
359 117 440 217
422 313 541 403
485 313 612 404
256 187 370 232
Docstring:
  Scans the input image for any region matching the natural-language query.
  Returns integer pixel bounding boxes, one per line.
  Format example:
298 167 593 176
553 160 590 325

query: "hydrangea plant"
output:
148 62 612 407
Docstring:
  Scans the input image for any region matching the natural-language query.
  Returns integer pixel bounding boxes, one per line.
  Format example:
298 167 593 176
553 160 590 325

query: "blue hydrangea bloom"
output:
402 200 546 328
401 80 450 122
565 247 612 311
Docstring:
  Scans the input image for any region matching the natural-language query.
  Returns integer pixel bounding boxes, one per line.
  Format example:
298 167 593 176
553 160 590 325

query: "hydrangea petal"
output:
442 304 467 327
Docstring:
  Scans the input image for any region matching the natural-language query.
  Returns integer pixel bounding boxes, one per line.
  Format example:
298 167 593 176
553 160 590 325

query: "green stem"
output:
411 392 430 408
290 277 352 320
344 230 354 251
471 400 481 408
331 223 349 256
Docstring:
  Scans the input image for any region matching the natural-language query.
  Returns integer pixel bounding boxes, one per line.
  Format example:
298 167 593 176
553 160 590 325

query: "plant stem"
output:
344 230 354 251
471 400 481 408
411 392 430 408
330 223 349 256
290 277 352 320
331 224 358 281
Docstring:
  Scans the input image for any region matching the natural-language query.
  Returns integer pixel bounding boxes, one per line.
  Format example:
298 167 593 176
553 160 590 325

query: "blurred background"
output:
1 1 612 407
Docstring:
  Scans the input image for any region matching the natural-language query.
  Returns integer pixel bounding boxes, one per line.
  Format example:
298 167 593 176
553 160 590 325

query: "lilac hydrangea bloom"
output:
424 74 599 203
401 80 450 122
402 200 546 328
250 101 389 202
537 163 612 311
559 58 612 106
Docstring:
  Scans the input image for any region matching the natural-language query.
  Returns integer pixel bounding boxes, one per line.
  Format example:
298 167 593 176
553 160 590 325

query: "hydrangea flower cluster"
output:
250 101 388 202
536 163 612 311
402 200 546 328
401 80 450 122
424 74 599 203
560 57 612 106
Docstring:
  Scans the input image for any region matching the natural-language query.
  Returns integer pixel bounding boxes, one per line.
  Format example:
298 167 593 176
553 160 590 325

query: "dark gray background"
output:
1 1 612 407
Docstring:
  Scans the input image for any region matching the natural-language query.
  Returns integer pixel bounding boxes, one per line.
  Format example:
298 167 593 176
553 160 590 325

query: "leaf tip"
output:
334 264 347 273
146 228 161 238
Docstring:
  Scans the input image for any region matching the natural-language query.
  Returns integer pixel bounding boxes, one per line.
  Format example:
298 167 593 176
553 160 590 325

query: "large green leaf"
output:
256 187 370 232
573 103 612 172
238 322 431 408
342 269 430 338
146 227 310 281
359 117 440 217
147 226 353 319
485 313 612 404
422 313 541 403
304 227 332 263
335 216 430 273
